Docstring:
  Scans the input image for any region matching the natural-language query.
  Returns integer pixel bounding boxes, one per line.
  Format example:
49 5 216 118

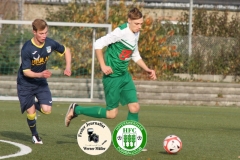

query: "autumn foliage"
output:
46 0 181 79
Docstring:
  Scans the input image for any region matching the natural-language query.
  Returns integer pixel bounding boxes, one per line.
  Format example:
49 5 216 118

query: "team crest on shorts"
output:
112 120 147 156
46 46 51 53
77 120 111 155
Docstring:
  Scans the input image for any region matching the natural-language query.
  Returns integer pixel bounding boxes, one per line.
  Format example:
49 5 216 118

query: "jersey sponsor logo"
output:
119 49 132 61
46 46 51 53
32 56 49 66
33 54 40 60
32 51 37 55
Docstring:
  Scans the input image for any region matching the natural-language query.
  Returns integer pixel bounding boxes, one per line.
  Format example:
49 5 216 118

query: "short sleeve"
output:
52 40 66 54
21 47 32 70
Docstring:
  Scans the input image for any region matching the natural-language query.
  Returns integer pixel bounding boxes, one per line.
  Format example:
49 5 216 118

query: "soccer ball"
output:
163 135 182 154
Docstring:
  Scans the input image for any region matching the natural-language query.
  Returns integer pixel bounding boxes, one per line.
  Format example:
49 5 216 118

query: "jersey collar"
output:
31 38 45 48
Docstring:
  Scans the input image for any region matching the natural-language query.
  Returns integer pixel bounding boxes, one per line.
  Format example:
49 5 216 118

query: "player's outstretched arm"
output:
23 70 52 78
63 47 72 76
136 59 156 80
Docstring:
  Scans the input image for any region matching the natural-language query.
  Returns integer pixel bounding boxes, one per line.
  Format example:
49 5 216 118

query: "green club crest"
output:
112 120 147 156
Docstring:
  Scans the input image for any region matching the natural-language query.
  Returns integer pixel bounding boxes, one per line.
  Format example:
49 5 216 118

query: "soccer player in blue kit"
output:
17 19 72 144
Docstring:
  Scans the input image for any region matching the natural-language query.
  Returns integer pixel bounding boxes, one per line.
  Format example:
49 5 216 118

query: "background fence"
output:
0 20 111 101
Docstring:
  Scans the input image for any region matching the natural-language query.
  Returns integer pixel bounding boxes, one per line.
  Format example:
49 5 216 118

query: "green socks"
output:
74 106 107 118
73 105 138 121
127 111 139 122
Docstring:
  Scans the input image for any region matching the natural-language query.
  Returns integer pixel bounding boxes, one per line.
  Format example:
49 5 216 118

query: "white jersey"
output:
94 23 142 77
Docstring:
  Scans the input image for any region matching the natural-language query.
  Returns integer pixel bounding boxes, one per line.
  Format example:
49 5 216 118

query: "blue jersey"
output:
17 37 66 86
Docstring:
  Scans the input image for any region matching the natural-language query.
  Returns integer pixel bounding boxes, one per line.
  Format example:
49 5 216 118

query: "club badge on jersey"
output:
119 49 132 61
46 46 51 53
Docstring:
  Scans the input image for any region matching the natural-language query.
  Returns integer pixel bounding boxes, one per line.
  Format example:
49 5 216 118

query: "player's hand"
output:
148 70 156 80
64 69 71 76
42 70 52 78
101 65 113 75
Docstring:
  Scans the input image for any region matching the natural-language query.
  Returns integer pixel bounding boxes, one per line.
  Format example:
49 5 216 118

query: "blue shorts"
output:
17 83 52 113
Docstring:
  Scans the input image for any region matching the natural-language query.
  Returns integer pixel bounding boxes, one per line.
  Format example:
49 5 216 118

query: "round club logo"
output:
77 120 111 155
112 120 147 156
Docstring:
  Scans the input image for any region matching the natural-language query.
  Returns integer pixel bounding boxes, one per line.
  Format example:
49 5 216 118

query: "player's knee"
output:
41 108 51 115
128 103 140 113
27 112 36 120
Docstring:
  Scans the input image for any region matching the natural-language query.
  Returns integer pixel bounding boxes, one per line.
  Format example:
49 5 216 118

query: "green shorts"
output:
102 72 138 110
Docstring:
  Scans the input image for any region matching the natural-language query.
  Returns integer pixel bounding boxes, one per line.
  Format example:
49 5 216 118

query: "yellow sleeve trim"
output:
63 45 67 54
23 69 31 72
55 45 66 57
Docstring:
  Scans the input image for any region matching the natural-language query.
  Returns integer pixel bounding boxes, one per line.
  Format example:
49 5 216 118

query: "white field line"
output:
0 140 32 159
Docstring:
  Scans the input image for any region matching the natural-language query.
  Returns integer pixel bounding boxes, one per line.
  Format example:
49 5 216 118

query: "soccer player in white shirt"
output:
65 7 156 127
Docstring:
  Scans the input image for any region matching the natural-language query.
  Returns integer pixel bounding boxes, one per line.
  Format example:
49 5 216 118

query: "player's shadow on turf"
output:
56 134 77 144
0 131 31 142
159 151 169 154
159 151 178 155
56 140 76 144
